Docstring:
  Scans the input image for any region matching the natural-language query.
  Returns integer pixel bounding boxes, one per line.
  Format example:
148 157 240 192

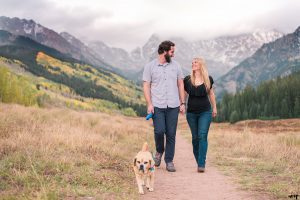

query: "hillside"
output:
0 57 141 115
0 53 145 116
216 26 300 99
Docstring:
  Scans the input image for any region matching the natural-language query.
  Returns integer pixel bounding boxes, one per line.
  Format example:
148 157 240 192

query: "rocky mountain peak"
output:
294 26 300 38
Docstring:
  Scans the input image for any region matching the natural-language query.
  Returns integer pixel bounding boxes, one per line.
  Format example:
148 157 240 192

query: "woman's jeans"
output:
186 111 212 168
152 107 179 163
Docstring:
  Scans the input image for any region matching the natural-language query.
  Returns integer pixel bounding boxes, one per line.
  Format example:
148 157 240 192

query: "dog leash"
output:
145 112 153 143
145 113 155 159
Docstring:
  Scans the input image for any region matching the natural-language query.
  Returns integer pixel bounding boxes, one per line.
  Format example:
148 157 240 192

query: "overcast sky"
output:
0 0 299 51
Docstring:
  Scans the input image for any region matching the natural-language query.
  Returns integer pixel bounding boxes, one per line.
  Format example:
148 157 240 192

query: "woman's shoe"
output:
197 167 205 173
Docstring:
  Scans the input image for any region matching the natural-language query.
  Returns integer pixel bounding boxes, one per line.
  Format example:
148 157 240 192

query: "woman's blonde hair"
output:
190 57 211 92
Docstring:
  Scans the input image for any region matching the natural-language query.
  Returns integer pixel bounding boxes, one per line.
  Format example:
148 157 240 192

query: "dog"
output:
133 142 155 194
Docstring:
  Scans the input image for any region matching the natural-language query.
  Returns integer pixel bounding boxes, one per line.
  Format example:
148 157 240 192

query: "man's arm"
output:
178 79 185 114
143 81 154 114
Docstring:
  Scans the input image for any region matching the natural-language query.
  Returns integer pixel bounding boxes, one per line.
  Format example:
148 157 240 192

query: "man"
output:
143 40 185 172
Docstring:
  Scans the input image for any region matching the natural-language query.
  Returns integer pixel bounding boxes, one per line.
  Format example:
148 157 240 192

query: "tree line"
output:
215 71 300 123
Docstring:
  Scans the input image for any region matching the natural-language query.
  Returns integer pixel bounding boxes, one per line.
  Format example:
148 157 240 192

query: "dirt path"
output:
141 133 270 200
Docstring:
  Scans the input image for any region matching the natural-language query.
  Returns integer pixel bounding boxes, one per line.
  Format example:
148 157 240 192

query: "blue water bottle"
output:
146 113 153 120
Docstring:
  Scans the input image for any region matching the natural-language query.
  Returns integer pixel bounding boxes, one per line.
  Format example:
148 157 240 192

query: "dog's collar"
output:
149 167 155 172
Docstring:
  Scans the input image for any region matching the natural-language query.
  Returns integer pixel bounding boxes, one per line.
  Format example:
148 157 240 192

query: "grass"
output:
178 116 300 199
2 102 299 199
0 103 154 199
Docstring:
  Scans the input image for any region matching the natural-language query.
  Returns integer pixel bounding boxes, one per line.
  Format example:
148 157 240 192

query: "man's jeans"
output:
186 111 212 168
152 107 179 163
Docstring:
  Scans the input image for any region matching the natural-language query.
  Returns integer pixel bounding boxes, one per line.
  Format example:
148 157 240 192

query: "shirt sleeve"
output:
184 75 190 93
209 76 214 89
142 63 151 82
177 63 184 79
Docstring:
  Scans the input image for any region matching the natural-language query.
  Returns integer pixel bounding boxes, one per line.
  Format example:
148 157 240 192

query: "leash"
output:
145 112 154 159
145 112 153 143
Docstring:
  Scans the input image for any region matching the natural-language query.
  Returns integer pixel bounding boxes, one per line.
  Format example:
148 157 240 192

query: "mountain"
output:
0 16 118 73
89 31 283 81
0 16 282 82
0 16 79 57
215 26 300 99
0 30 145 115
0 30 77 66
87 40 138 76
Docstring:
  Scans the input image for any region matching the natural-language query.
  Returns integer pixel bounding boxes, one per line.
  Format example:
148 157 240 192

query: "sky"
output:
0 0 299 51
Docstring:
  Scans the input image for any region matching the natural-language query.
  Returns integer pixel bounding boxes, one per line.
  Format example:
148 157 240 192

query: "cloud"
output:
0 0 299 50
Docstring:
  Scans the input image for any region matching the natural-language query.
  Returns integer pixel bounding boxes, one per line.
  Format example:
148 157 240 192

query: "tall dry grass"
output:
0 103 154 199
178 116 300 199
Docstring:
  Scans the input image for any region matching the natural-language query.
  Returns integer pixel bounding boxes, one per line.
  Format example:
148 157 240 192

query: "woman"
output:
183 57 217 173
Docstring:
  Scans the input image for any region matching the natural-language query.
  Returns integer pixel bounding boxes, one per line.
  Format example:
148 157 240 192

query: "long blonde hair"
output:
190 57 211 92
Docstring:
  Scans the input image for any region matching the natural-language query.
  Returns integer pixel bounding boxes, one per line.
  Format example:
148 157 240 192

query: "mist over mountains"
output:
0 16 283 78
1 16 299 101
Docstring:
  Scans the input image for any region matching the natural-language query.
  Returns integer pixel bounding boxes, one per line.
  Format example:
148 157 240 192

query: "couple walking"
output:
143 40 217 173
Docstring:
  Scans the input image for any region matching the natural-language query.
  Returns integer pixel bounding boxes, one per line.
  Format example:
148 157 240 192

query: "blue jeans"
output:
186 111 212 168
152 107 179 163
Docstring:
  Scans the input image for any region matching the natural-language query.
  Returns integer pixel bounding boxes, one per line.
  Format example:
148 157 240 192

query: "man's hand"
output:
147 104 154 114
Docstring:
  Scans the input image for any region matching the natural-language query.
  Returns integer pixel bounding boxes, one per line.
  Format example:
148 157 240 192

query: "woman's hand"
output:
180 104 185 114
212 107 217 118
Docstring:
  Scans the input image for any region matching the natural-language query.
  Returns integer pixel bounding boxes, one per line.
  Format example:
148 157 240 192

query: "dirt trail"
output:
141 133 270 200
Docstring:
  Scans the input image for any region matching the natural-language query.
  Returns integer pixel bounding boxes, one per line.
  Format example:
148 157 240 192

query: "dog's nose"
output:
139 165 144 170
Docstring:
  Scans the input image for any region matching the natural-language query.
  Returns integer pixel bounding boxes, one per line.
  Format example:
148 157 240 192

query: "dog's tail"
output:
142 142 148 152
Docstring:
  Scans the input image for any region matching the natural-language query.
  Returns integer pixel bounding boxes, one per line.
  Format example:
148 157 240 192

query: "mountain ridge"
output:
215 26 300 99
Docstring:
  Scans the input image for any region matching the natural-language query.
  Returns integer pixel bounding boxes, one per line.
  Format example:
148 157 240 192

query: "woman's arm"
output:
178 79 186 114
208 88 217 117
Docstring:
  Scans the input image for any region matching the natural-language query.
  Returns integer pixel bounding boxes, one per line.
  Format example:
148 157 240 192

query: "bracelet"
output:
180 102 186 106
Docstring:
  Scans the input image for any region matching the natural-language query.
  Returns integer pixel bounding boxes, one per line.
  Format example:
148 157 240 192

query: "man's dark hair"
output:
158 40 175 55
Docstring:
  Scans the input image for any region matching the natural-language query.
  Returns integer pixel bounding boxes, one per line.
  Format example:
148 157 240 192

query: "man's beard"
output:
165 54 171 63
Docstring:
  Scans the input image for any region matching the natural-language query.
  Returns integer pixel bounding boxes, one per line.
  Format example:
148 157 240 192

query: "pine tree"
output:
280 99 289 118
250 103 257 119
242 110 248 120
263 103 269 117
229 110 239 124
294 97 300 117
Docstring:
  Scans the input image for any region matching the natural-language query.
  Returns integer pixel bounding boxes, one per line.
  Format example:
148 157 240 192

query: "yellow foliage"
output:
36 52 75 75
35 52 144 105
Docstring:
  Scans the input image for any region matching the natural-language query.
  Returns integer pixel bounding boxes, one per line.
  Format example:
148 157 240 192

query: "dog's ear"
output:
133 157 137 166
142 142 148 151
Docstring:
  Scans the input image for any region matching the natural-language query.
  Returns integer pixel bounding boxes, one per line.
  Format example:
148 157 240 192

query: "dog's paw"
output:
148 188 154 192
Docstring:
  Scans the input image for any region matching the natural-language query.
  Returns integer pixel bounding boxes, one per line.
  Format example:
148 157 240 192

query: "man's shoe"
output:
197 167 205 173
154 152 162 167
166 162 176 172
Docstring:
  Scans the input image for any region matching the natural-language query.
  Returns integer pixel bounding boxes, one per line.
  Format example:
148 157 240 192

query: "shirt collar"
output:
156 59 170 67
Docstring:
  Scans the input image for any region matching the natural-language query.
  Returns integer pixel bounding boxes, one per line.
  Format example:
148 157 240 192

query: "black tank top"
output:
184 75 214 113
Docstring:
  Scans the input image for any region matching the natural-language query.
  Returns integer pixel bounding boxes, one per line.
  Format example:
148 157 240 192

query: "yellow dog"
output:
133 142 155 194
